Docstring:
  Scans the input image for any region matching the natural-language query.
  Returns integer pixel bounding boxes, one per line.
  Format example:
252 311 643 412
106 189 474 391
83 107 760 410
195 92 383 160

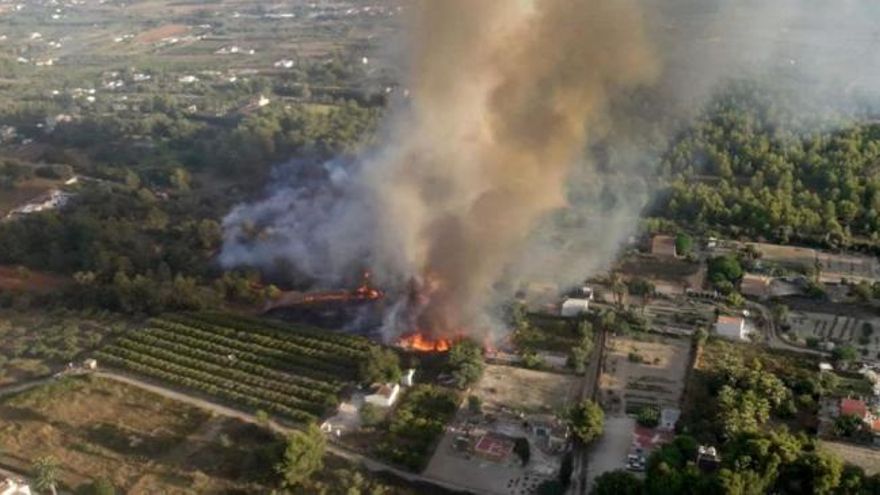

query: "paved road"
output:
568 324 607 495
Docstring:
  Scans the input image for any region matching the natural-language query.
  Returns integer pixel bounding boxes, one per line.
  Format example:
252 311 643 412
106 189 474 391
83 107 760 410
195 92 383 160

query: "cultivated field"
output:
0 375 279 493
599 334 691 415
785 310 880 361
0 309 123 386
96 312 372 423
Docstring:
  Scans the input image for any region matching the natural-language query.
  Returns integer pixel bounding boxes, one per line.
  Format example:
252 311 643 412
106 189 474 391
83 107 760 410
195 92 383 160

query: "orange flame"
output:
396 331 454 352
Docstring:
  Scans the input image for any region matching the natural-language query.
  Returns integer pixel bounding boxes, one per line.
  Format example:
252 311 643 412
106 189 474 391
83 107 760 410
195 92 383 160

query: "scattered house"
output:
178 75 199 84
650 234 677 258
840 397 868 419
256 95 270 107
365 383 400 407
560 298 590 318
714 315 748 341
740 273 772 300
83 358 98 370
401 368 415 387
274 59 295 69
579 286 594 300
0 478 31 495
697 445 722 472
819 362 834 372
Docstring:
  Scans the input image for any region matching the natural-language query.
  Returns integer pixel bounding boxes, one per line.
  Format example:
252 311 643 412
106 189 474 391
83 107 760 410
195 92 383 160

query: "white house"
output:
0 478 31 495
560 298 590 318
365 383 400 407
715 315 748 341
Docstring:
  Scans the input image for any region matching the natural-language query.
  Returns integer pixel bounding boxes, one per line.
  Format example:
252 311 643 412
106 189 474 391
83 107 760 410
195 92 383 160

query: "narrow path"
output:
0 376 55 398
93 371 471 494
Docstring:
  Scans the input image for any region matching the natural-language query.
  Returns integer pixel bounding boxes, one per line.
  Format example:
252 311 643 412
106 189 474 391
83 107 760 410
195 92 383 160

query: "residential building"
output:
0 478 31 495
365 383 400 407
697 445 721 472
714 315 748 341
560 298 589 318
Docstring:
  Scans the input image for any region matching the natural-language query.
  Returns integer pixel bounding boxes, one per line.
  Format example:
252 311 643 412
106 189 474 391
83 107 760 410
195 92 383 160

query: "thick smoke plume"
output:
221 0 880 341
223 0 658 340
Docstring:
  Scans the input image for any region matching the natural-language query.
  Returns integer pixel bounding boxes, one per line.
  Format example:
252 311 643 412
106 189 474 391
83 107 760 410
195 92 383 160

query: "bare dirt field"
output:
134 24 190 43
0 178 61 216
0 376 276 493
0 265 69 293
472 364 581 414
599 334 691 415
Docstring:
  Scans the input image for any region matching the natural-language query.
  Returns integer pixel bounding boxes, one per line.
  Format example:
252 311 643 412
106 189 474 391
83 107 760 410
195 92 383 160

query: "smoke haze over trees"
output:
220 0 880 340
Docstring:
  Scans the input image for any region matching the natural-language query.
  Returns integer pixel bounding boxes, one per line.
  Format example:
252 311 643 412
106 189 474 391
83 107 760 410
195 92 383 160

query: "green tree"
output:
637 406 660 427
276 424 326 488
78 478 116 495
569 400 604 444
360 403 382 427
675 233 694 256
358 346 401 384
448 339 484 389
709 255 743 288
832 345 858 365
591 470 643 495
467 395 482 414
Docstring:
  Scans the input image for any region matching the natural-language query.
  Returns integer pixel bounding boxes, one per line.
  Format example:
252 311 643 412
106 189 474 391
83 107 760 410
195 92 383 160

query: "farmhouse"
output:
714 315 748 341
365 383 400 407
560 298 589 318
0 478 31 495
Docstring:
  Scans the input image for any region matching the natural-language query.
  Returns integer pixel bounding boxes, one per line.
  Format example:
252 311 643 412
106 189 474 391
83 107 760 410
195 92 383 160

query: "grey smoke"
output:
220 0 880 340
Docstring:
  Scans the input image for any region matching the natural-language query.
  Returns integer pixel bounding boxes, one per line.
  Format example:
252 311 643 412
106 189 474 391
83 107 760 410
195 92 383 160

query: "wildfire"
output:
264 270 383 311
396 331 454 352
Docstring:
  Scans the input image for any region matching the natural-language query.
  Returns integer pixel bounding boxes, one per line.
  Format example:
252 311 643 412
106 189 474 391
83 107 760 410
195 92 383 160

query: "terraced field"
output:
96 312 372 424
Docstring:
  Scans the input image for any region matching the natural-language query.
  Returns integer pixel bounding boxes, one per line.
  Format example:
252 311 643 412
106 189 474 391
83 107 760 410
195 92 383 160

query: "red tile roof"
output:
841 398 868 418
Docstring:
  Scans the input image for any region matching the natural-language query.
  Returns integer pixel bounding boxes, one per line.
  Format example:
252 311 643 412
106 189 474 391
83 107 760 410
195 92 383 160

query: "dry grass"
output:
473 364 580 414
0 265 69 292
134 24 190 44
0 376 274 493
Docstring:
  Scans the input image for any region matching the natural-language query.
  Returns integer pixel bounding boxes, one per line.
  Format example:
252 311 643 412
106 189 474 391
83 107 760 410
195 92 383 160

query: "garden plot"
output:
598 335 691 416
786 310 880 359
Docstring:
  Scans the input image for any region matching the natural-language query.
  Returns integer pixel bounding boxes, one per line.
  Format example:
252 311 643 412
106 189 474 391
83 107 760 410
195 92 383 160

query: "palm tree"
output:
610 272 626 308
32 456 59 495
